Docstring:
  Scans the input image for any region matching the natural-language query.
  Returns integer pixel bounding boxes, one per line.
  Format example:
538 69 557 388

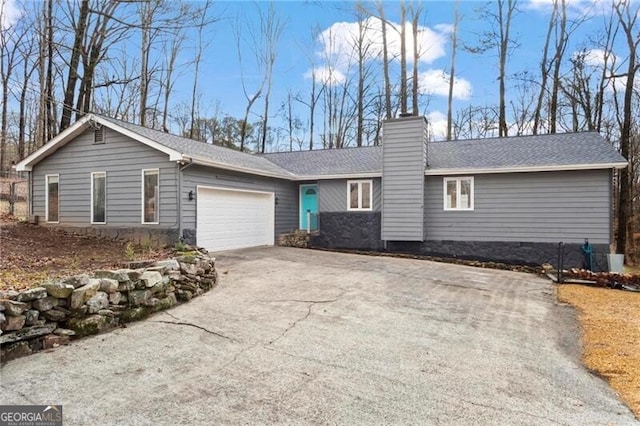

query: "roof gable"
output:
14 114 183 172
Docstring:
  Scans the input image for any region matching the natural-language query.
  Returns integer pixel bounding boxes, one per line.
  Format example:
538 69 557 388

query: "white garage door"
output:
196 186 275 252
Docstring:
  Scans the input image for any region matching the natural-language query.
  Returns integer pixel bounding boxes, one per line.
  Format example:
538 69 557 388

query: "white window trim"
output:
45 174 59 223
347 179 373 212
141 168 160 224
443 176 474 211
91 171 107 224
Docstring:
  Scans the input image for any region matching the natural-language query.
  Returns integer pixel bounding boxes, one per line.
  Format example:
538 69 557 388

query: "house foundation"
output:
310 213 608 271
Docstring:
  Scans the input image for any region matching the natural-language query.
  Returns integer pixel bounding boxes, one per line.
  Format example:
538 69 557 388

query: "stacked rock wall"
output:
0 251 217 362
277 230 318 248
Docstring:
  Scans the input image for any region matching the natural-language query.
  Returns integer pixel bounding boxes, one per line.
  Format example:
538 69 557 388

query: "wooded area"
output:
0 0 638 258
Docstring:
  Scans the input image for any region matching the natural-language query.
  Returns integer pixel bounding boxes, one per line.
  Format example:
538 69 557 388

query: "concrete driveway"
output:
1 247 636 425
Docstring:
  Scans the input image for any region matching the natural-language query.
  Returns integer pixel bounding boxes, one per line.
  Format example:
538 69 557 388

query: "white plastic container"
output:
607 254 624 273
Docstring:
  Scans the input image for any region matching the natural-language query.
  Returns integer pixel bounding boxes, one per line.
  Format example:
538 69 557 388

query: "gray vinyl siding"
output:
381 117 427 241
317 178 381 212
32 127 178 228
181 165 297 236
424 170 612 244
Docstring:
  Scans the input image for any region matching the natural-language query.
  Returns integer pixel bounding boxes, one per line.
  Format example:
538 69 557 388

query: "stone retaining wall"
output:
0 250 217 362
277 230 318 248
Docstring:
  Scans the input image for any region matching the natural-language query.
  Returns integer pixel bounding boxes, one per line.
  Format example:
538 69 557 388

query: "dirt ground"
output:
557 284 640 418
0 216 172 291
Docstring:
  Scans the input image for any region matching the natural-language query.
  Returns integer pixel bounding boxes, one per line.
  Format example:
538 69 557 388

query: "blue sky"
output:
180 0 625 141
1 0 631 147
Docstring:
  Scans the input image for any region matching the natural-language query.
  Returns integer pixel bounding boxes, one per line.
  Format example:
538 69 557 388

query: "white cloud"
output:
1 0 21 31
525 0 610 18
304 66 346 86
419 69 472 100
426 111 448 140
573 48 617 68
317 16 449 71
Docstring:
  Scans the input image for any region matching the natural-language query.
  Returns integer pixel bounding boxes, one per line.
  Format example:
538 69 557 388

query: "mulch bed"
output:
557 284 640 419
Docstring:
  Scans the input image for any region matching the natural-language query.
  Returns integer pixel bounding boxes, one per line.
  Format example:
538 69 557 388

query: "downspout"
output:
178 158 194 242
28 171 33 220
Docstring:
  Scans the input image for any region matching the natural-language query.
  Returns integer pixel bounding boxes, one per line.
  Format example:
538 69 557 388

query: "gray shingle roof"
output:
261 146 382 176
99 115 294 178
427 132 626 171
98 115 625 178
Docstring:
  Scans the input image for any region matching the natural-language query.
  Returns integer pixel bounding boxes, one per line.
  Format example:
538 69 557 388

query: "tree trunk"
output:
378 2 392 119
399 1 408 115
614 1 639 258
532 0 556 135
45 0 56 142
411 4 422 116
446 3 459 140
497 0 515 137
60 0 89 131
549 0 567 134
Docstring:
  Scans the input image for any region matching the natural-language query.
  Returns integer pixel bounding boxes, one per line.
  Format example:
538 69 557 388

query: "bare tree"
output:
189 0 212 139
399 1 408 115
257 3 285 153
235 3 285 152
469 0 518 137
0 1 28 170
446 1 460 140
162 30 185 132
17 29 38 160
532 0 557 135
59 0 89 131
549 0 569 133
377 2 392 119
613 0 640 257
496 0 517 137
411 2 423 116
353 9 375 147
295 26 325 150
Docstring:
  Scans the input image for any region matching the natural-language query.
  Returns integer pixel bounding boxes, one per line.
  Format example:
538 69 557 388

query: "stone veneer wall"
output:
386 241 610 272
0 250 217 362
310 212 383 250
304 212 607 271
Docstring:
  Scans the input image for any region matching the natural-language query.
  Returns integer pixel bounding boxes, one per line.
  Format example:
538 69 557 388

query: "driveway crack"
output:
0 386 36 404
267 297 342 345
151 312 235 341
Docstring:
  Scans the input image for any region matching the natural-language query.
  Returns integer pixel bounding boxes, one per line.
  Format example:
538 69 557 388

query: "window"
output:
94 126 105 144
46 174 59 222
444 177 474 211
347 180 372 211
142 169 159 224
91 172 106 224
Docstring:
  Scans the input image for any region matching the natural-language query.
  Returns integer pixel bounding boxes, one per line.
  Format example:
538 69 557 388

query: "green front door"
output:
300 185 318 231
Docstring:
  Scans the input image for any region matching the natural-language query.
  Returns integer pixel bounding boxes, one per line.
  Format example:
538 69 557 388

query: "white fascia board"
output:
425 162 628 176
186 155 295 180
293 172 382 181
92 116 183 161
14 115 94 171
